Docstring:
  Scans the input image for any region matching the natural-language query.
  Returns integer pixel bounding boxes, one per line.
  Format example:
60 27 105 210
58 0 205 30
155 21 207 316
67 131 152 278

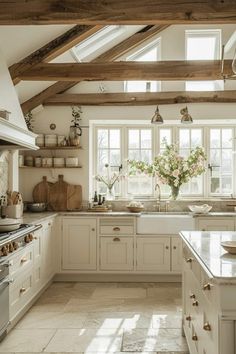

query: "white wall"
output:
18 24 236 202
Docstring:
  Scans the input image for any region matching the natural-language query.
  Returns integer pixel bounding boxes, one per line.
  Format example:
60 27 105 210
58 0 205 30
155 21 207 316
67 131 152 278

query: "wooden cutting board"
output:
67 184 82 211
48 174 69 211
32 176 52 203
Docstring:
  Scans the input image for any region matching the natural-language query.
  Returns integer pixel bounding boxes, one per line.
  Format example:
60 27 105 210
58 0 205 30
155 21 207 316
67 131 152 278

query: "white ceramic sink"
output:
137 213 195 234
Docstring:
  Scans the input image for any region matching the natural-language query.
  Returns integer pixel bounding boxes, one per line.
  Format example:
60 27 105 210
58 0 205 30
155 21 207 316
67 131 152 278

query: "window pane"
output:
210 129 220 148
97 150 108 173
110 129 120 148
129 129 139 148
128 176 153 195
160 129 171 147
141 130 151 148
97 129 108 148
191 129 202 147
187 37 216 60
210 149 220 166
222 150 232 172
222 176 232 194
140 150 152 163
179 129 190 148
110 150 121 166
128 149 140 160
222 129 232 148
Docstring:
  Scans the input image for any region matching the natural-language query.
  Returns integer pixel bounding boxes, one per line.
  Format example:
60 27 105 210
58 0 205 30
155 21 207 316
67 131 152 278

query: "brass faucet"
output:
155 183 161 211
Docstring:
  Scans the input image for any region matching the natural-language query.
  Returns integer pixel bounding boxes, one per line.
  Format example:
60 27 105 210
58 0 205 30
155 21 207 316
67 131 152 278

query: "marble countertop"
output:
22 212 58 225
180 230 236 280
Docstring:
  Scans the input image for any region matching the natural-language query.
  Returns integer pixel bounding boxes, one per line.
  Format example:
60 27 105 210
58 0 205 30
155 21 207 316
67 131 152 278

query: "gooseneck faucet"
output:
155 183 161 211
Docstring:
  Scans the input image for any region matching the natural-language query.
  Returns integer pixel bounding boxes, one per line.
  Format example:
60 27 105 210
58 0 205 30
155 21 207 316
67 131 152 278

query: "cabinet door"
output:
136 237 170 272
171 236 182 273
100 236 133 270
197 218 235 231
33 228 43 290
42 220 54 282
62 218 97 270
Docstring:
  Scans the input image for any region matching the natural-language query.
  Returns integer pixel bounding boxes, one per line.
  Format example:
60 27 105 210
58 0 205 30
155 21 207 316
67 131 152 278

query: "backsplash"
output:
0 151 9 195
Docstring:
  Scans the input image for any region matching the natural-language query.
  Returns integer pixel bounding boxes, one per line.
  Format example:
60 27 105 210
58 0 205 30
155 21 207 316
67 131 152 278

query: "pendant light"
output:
151 105 164 124
232 48 236 75
180 106 193 124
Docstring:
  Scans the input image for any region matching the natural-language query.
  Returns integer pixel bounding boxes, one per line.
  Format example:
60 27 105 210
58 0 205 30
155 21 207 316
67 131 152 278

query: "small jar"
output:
35 157 42 167
45 134 57 147
18 155 24 167
53 157 65 168
57 135 65 146
25 156 34 167
42 157 53 168
36 134 44 147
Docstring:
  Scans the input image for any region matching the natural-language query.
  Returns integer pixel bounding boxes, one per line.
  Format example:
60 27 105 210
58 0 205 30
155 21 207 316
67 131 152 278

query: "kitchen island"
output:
180 230 236 354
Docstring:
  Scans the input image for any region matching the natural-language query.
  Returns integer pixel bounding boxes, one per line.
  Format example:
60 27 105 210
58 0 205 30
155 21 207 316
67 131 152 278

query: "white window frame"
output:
185 29 224 92
124 38 161 93
91 122 236 200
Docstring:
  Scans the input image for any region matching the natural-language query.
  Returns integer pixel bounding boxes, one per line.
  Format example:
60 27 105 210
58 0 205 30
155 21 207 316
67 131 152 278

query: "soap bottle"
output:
93 191 98 206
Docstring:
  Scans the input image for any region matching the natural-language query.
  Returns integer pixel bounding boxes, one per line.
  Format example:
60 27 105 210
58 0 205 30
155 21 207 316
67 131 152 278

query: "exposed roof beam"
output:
44 91 236 106
21 25 168 113
9 25 103 85
19 60 232 82
0 0 236 25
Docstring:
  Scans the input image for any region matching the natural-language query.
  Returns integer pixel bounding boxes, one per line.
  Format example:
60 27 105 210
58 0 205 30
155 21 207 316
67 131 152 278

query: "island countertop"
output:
180 230 236 280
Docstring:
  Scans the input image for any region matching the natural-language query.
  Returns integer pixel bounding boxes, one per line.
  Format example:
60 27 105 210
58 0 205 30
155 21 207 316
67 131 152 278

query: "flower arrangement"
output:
95 164 122 200
69 106 82 146
71 106 82 127
129 140 206 199
24 111 34 131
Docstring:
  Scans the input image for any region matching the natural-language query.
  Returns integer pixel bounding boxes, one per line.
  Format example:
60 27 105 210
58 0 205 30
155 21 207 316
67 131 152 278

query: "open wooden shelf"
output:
36 146 82 150
20 166 82 169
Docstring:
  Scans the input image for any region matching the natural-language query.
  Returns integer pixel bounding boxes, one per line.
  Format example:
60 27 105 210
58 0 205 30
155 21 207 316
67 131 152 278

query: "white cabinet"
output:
197 217 235 231
136 236 170 272
171 236 182 272
62 218 97 270
41 219 54 282
100 236 133 271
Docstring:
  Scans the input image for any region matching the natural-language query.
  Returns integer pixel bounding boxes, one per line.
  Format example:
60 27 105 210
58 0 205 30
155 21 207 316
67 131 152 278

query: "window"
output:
92 123 236 199
185 30 223 91
125 39 161 92
127 128 153 196
209 128 233 195
95 127 122 195
178 128 203 195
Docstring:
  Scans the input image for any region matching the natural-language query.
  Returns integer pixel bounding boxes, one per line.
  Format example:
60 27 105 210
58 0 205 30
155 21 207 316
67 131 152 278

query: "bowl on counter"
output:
126 201 144 213
27 202 47 212
188 204 212 214
221 241 236 255
0 218 21 232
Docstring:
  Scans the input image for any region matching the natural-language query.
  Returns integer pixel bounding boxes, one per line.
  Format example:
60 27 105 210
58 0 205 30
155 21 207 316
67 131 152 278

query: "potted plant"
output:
69 106 82 146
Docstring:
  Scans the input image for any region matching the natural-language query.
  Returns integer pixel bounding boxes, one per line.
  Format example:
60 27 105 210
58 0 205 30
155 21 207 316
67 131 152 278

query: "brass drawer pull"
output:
203 322 211 331
190 293 196 299
165 245 169 250
173 246 177 249
192 300 199 306
186 258 193 263
20 258 27 264
203 283 211 291
192 334 198 341
91 228 95 231
113 237 120 242
33 236 38 240
20 287 26 294
186 315 192 321
113 227 120 232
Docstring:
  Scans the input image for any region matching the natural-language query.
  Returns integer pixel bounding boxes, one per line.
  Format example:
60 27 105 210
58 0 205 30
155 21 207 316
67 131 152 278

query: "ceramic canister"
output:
53 157 65 167
18 155 24 167
57 135 66 146
36 134 45 147
25 156 34 167
65 157 79 167
45 134 57 147
35 157 42 167
42 157 53 168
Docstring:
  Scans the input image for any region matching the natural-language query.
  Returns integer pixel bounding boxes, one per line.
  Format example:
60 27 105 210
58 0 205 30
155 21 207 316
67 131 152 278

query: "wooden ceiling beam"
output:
0 0 236 25
21 25 168 113
19 60 232 82
9 25 103 85
44 91 236 106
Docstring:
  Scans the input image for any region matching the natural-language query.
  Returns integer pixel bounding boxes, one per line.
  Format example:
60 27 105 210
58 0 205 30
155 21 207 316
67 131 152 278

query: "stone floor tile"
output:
91 287 147 299
0 329 56 352
122 328 188 352
64 298 125 313
44 328 122 352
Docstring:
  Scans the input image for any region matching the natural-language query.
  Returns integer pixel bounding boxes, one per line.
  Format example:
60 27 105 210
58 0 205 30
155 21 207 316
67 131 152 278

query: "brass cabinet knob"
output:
113 227 120 232
21 257 27 264
91 228 95 231
192 300 199 306
173 246 177 249
203 283 211 291
20 287 26 294
203 322 211 331
165 245 169 250
186 258 193 263
34 236 38 240
192 334 198 341
190 293 196 299
113 237 120 242
202 228 206 231
186 315 192 321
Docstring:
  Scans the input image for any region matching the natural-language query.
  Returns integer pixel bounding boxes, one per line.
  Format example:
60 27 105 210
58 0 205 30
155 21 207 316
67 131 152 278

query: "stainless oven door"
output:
0 278 9 339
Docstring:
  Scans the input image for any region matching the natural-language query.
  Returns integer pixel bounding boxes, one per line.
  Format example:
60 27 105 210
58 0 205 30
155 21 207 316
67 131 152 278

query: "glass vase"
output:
106 187 115 201
170 185 180 200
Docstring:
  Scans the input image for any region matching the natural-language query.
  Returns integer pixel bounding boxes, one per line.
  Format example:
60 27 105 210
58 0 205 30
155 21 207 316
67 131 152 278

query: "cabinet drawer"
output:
99 218 134 235
100 236 133 270
9 246 33 277
9 268 34 320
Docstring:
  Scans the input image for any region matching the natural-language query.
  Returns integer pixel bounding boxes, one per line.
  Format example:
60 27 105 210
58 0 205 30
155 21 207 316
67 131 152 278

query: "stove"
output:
0 223 42 258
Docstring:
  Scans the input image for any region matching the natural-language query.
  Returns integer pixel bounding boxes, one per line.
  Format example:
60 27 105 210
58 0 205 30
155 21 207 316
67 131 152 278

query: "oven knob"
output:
1 246 8 256
29 234 33 242
24 235 30 243
13 242 18 250
9 242 14 253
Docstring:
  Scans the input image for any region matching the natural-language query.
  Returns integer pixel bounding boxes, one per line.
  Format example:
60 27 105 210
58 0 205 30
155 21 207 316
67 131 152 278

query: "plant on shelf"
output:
95 164 123 200
69 106 83 146
24 111 34 132
128 140 206 200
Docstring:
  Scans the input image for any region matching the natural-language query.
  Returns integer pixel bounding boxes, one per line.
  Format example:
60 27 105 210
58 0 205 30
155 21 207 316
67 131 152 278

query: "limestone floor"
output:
0 282 189 354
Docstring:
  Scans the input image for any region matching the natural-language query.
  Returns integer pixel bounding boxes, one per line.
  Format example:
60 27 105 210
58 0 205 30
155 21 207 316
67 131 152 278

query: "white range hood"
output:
0 118 38 150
